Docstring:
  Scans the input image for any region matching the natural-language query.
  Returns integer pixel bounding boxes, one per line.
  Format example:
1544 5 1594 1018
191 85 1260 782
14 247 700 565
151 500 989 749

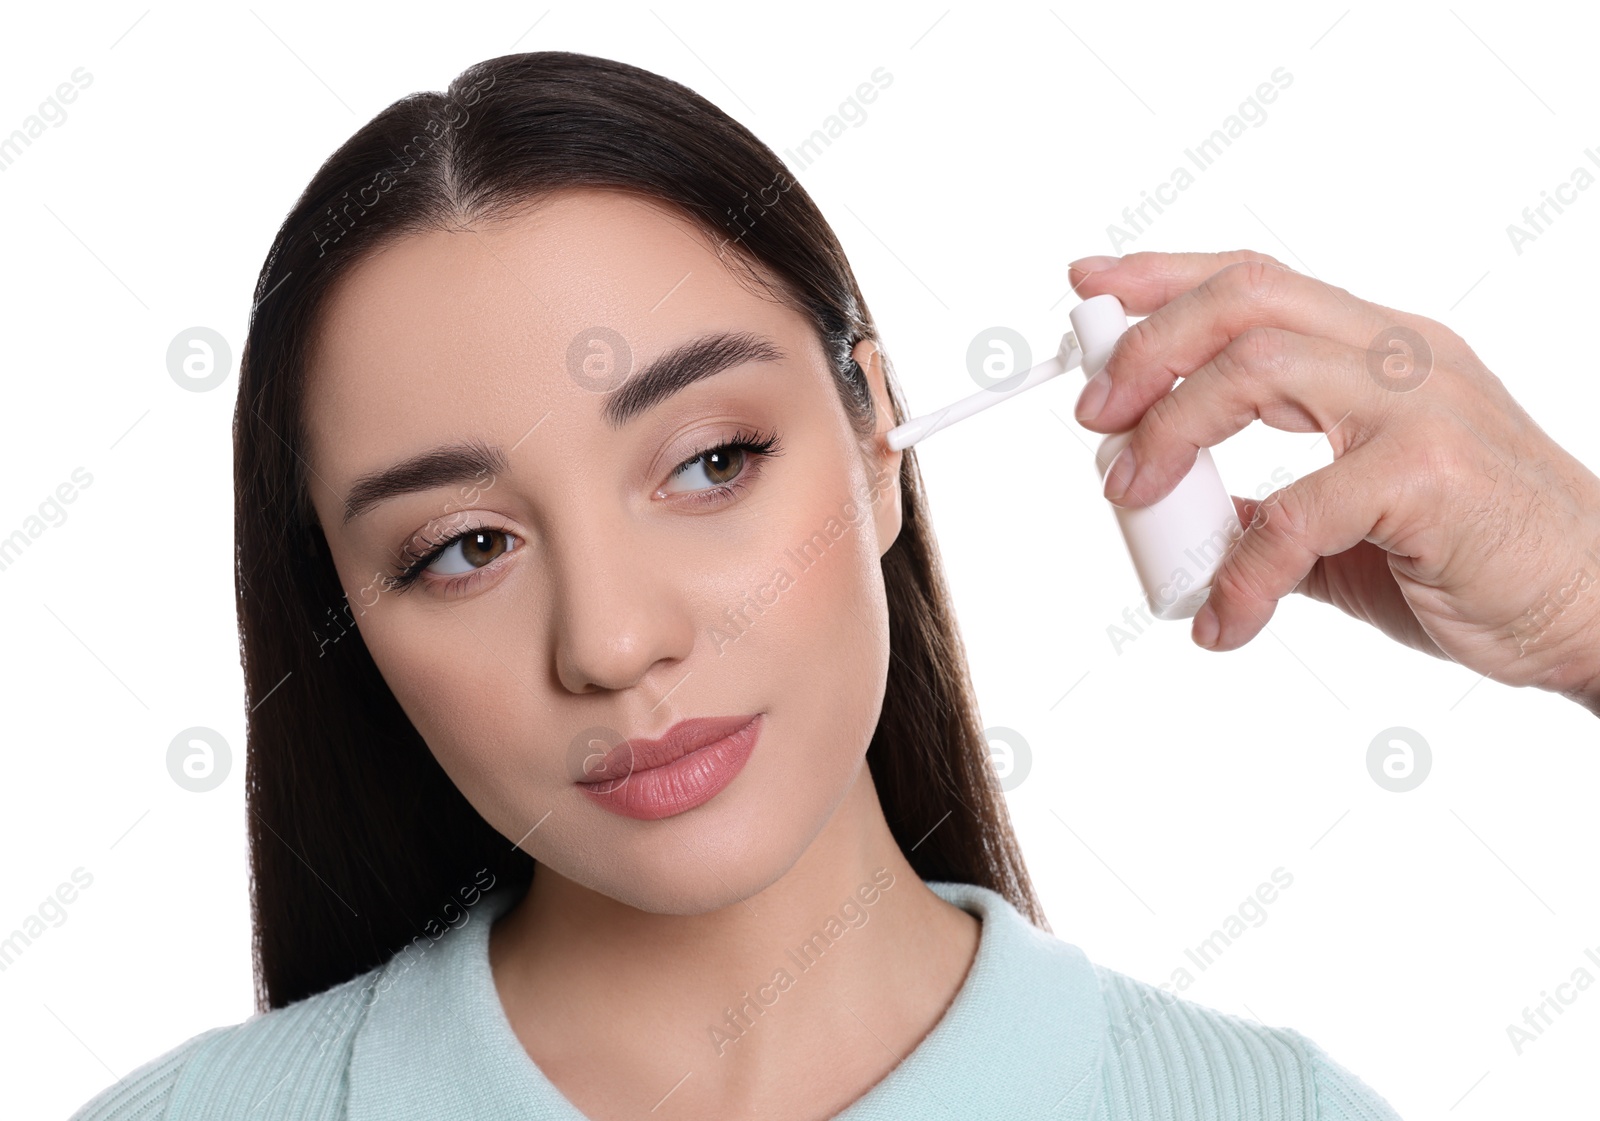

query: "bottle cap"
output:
1068 293 1128 379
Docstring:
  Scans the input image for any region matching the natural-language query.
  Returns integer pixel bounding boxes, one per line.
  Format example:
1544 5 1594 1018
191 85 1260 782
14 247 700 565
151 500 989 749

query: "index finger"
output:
1070 256 1425 436
1068 249 1284 312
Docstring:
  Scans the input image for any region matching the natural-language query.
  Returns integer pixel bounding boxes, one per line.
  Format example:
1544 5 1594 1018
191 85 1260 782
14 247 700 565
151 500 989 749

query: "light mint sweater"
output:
68 879 1403 1119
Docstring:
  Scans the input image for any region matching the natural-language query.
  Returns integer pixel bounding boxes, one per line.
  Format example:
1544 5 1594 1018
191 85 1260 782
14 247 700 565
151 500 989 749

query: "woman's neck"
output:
487 761 981 1120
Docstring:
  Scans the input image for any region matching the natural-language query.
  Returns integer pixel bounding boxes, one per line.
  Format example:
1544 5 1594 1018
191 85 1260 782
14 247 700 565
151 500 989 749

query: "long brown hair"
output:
236 49 1045 1012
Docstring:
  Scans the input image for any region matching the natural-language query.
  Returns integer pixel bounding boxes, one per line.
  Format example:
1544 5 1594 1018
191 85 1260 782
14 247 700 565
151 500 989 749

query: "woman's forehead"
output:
313 190 750 350
311 192 788 391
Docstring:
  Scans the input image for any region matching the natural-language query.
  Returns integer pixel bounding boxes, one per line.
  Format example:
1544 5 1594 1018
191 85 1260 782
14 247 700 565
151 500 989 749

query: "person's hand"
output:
1067 249 1600 716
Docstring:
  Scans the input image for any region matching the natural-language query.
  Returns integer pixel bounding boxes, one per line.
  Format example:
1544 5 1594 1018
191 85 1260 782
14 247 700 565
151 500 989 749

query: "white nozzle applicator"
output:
884 332 1084 451
884 293 1245 623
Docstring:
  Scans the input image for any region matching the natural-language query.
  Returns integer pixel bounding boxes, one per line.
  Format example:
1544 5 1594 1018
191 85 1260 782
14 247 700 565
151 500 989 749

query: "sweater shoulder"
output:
65 968 382 1121
64 1025 232 1121
1090 964 1403 1121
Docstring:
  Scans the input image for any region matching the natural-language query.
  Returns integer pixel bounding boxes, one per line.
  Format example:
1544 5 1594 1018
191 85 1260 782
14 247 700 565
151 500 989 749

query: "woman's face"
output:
302 187 904 913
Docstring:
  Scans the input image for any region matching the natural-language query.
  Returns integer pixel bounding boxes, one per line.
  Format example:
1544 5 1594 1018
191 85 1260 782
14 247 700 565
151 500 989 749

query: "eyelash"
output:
385 426 785 595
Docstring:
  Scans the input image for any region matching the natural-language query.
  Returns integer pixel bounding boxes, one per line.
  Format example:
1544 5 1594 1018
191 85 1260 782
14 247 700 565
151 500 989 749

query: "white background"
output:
3 3 1598 1118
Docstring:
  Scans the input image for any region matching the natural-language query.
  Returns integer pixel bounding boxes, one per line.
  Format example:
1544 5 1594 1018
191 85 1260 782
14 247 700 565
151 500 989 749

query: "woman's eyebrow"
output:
343 441 504 524
340 331 785 524
601 330 785 428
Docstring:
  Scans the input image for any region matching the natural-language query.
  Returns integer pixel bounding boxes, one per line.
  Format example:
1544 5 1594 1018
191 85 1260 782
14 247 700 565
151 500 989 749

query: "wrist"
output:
1547 609 1600 719
1549 528 1600 719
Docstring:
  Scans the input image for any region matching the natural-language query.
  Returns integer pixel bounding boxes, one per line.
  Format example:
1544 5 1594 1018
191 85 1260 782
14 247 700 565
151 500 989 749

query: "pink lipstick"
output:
576 713 762 821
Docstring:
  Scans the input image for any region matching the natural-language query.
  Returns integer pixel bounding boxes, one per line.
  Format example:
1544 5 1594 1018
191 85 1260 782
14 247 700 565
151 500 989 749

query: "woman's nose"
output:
548 523 697 695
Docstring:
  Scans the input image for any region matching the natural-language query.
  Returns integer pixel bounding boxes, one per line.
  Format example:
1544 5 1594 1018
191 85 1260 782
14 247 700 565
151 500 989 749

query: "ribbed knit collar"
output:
347 878 1108 1119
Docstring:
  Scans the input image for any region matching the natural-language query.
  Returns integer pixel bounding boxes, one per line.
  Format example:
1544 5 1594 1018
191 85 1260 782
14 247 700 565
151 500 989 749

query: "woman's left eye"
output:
390 527 519 594
426 529 516 575
660 427 784 502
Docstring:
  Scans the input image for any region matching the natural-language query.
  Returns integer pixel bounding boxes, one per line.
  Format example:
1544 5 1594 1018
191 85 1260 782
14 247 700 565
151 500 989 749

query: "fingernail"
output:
1103 445 1136 504
1068 255 1121 289
1193 602 1220 648
1075 369 1111 424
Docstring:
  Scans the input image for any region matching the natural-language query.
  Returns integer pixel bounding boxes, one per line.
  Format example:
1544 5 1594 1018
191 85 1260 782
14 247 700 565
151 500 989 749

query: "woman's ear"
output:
851 338 904 559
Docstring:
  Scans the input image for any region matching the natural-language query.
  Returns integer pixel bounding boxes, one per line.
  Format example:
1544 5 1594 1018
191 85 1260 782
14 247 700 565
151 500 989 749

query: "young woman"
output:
69 49 1600 1121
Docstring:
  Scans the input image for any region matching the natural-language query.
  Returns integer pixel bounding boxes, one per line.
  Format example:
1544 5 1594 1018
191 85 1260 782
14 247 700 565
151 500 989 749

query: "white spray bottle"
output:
885 293 1243 621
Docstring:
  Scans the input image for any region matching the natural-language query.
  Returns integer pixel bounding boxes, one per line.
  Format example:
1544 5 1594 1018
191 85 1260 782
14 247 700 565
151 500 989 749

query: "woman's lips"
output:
576 713 762 821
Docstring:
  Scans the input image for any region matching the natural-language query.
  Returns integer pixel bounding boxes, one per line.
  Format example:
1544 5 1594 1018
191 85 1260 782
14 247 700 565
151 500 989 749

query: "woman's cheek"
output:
362 612 536 801
734 474 890 700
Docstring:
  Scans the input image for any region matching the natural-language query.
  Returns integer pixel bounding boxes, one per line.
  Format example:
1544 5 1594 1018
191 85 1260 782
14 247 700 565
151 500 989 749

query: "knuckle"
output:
1211 562 1251 607
1141 385 1184 442
1408 408 1460 455
1208 337 1255 386
1226 247 1289 271
1212 544 1275 606
1402 312 1456 353
1217 258 1286 303
1249 481 1311 547
1113 314 1164 377
1232 325 1291 380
